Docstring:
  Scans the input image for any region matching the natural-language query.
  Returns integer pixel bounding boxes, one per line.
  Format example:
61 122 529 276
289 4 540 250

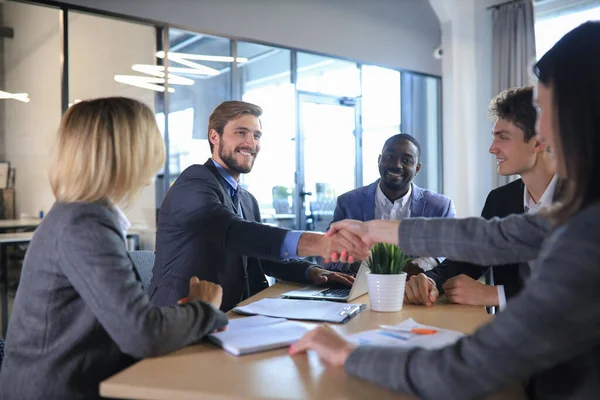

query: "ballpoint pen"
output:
379 325 438 335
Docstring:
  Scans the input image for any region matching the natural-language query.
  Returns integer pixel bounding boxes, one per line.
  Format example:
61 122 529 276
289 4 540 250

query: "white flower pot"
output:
366 272 407 312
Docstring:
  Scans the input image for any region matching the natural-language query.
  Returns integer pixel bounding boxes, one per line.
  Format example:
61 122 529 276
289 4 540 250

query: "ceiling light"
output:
0 91 30 102
156 51 248 63
132 63 217 78
115 50 238 93
114 75 176 93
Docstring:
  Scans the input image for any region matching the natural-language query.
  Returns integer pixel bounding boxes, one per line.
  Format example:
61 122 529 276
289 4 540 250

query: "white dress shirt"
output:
374 183 412 220
111 205 131 240
497 174 558 310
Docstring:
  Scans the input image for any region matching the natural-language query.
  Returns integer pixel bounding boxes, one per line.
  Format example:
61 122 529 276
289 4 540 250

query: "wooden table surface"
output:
98 282 507 400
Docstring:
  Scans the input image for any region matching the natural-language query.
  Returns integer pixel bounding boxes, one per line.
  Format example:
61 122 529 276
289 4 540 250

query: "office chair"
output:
128 250 155 292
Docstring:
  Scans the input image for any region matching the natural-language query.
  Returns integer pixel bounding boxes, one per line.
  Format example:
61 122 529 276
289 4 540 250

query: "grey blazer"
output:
345 205 600 399
0 202 227 400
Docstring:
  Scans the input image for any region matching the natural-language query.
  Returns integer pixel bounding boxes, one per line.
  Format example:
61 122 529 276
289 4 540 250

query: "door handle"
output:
300 191 312 198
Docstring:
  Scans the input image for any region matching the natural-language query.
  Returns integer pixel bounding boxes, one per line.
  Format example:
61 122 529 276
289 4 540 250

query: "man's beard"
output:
219 146 254 174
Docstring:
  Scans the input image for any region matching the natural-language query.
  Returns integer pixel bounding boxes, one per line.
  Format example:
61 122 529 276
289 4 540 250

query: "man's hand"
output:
324 219 401 262
297 230 370 263
442 274 499 306
307 267 355 287
404 273 439 306
289 325 357 366
188 277 223 309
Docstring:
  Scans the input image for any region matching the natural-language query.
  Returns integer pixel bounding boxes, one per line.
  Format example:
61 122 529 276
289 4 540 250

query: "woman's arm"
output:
59 207 228 359
308 206 600 399
397 213 551 265
329 213 551 266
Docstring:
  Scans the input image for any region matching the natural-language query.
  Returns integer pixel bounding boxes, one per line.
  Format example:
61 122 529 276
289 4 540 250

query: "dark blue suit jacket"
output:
324 181 455 272
149 160 313 311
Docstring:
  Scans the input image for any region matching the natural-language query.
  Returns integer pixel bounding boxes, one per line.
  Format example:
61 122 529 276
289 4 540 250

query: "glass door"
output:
296 92 361 231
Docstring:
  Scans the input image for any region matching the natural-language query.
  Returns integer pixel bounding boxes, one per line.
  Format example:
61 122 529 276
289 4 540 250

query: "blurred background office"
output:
0 0 598 328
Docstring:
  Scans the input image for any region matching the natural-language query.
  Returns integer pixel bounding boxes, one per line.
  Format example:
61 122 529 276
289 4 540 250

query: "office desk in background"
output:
100 282 527 400
0 231 34 336
0 218 41 232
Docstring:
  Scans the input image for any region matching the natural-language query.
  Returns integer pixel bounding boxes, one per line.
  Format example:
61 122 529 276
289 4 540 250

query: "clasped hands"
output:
318 219 400 263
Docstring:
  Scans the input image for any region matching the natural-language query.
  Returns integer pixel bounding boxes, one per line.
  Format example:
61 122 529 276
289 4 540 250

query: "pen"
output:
178 297 190 305
379 325 438 335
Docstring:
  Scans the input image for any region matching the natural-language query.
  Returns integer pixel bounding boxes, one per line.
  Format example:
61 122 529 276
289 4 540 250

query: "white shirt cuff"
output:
497 285 507 311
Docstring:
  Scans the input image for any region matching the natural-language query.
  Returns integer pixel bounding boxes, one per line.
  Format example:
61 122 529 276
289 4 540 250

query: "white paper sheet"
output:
233 298 365 323
347 318 465 350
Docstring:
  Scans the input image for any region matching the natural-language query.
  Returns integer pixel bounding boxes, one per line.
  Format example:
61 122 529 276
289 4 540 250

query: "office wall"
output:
59 0 442 76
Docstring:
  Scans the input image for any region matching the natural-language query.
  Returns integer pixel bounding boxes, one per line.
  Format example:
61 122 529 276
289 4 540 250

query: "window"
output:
237 43 295 228
401 72 442 193
361 65 401 185
535 1 600 59
165 30 232 184
296 53 360 97
69 11 158 238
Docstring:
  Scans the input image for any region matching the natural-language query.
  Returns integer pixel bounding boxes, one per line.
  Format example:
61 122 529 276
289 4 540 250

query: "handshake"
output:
299 219 402 263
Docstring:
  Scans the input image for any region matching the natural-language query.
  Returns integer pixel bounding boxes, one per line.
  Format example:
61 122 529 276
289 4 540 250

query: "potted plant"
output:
364 243 413 312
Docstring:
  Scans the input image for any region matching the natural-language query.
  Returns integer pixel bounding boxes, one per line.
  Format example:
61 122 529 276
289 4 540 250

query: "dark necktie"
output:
231 188 243 218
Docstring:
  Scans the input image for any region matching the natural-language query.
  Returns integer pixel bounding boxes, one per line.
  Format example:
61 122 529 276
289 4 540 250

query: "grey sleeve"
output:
345 209 600 399
58 210 228 359
398 213 551 265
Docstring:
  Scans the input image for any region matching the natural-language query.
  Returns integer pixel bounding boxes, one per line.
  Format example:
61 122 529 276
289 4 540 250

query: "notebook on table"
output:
208 316 308 356
233 298 366 324
280 263 369 302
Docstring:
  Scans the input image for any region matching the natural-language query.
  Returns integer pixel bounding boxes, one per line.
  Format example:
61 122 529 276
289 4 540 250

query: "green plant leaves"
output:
365 243 412 275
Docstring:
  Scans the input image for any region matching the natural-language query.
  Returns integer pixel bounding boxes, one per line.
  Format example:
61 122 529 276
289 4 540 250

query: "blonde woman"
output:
0 98 227 399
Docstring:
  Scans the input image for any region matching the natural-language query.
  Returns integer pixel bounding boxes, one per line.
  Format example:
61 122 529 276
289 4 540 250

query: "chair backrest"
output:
0 337 5 372
128 250 155 292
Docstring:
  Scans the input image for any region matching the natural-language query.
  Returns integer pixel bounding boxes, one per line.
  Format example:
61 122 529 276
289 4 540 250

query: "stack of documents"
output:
208 316 308 356
233 298 366 324
347 318 464 350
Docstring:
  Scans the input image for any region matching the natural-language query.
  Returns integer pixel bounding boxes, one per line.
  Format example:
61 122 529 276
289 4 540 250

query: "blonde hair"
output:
49 97 165 207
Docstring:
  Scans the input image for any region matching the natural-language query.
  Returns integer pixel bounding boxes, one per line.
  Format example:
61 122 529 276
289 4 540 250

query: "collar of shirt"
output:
110 204 131 240
376 182 412 210
211 158 239 196
524 174 558 213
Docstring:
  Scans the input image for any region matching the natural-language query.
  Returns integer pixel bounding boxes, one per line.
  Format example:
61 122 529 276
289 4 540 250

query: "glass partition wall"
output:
6 0 443 233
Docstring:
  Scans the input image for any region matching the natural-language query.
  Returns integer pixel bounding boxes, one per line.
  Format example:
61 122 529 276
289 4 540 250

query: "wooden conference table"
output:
98 282 523 400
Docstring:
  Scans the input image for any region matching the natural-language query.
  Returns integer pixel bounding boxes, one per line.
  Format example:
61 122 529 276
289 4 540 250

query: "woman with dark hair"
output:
290 21 600 399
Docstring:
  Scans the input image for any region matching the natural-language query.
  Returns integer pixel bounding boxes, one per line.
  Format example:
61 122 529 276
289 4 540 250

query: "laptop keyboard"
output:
317 287 351 298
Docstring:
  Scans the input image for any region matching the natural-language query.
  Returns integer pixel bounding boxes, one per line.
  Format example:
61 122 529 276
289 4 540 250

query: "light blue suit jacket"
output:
324 181 456 272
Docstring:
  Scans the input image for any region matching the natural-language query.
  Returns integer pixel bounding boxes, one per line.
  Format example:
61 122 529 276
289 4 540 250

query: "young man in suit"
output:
323 134 456 274
149 101 366 311
405 86 558 310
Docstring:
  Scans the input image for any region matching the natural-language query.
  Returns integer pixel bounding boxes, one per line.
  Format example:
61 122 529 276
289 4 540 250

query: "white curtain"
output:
491 0 536 188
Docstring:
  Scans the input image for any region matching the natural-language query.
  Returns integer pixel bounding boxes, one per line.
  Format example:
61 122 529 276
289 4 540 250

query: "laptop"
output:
280 263 369 302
